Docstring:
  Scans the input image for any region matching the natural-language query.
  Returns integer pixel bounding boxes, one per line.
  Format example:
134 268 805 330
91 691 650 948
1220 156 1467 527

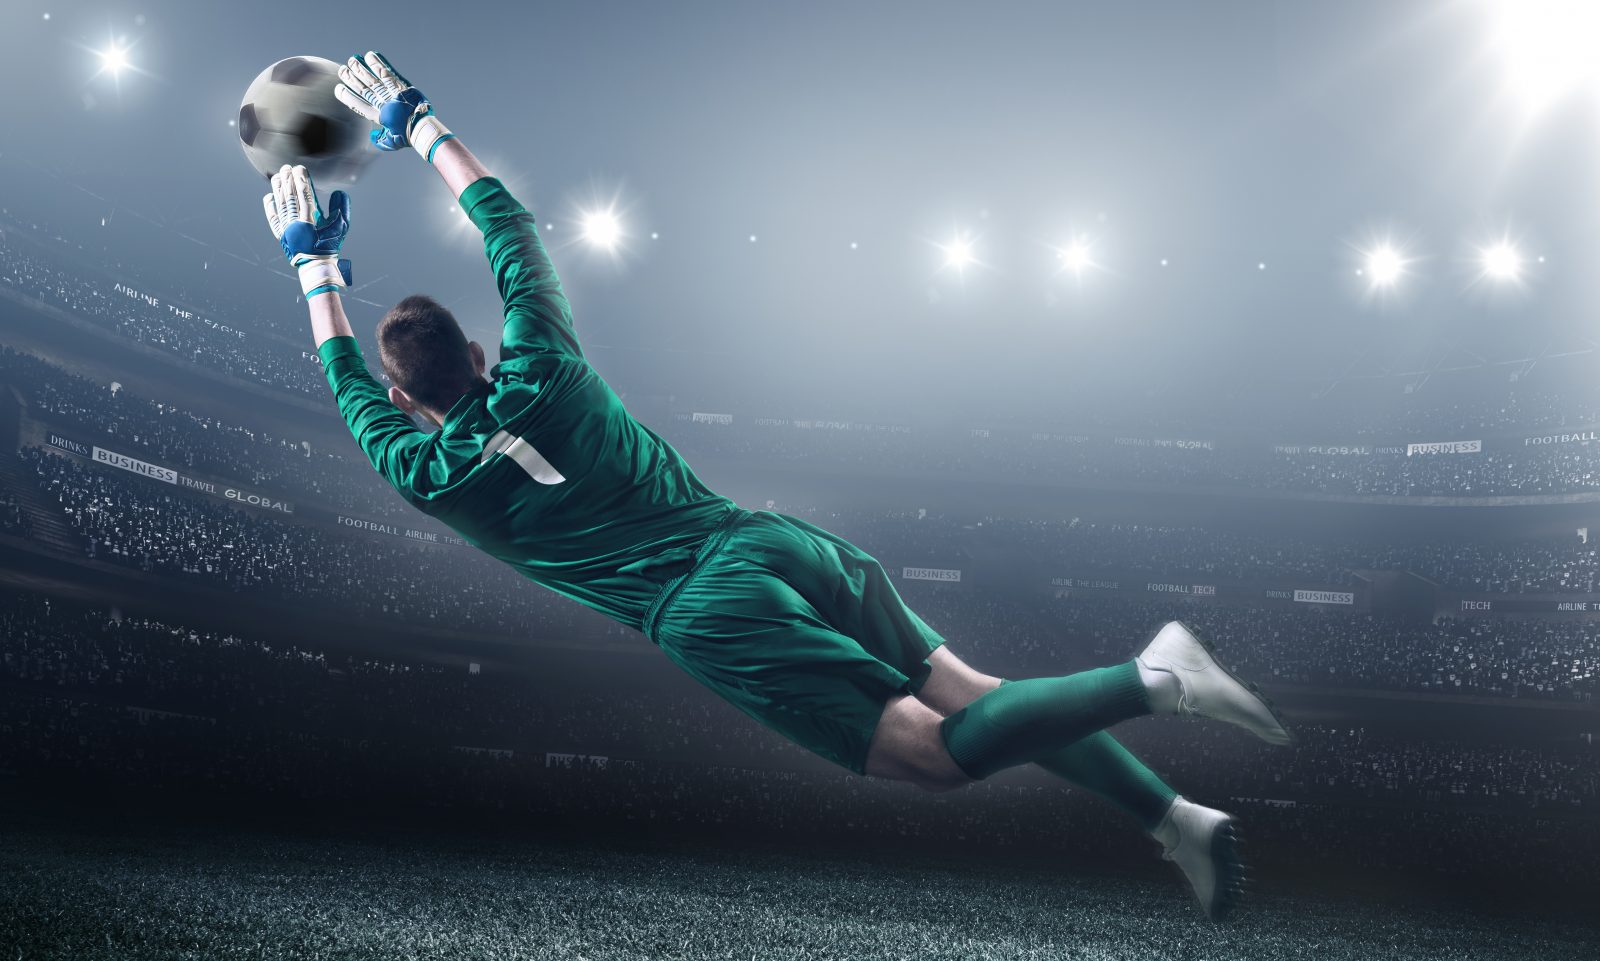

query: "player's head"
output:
377 294 487 427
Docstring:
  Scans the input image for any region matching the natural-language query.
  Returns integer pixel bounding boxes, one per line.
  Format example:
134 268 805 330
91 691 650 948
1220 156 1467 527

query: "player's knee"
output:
899 729 973 793
865 695 972 791
869 738 970 792
919 647 1003 715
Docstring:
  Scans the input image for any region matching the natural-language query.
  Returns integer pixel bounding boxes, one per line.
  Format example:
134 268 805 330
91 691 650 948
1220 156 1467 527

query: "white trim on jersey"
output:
483 430 565 485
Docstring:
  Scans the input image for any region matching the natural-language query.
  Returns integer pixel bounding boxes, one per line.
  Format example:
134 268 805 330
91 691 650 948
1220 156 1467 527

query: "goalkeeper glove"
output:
335 51 454 163
262 164 352 298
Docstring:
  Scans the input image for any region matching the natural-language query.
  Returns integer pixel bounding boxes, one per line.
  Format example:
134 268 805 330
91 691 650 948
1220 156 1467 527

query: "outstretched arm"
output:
335 51 487 200
431 138 491 202
261 164 424 492
306 289 355 349
336 52 580 360
262 162 355 343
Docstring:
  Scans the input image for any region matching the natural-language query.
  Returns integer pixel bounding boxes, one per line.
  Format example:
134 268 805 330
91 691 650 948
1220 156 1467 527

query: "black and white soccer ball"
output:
238 56 374 186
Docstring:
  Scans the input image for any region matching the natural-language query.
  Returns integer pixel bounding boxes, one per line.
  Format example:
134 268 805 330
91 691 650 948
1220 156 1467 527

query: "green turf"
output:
1 825 1592 961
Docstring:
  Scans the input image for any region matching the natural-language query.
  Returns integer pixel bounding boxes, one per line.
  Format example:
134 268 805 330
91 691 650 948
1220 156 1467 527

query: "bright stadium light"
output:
1481 241 1523 281
1365 245 1404 286
1058 240 1093 273
1489 0 1600 108
581 208 621 249
99 43 130 76
942 235 974 270
80 31 147 88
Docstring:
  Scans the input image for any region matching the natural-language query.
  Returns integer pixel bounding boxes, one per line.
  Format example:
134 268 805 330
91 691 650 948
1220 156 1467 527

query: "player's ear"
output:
388 385 418 416
468 340 486 377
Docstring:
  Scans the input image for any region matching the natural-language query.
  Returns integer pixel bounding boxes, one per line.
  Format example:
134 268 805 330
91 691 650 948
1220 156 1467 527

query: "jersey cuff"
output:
459 176 535 234
317 335 364 369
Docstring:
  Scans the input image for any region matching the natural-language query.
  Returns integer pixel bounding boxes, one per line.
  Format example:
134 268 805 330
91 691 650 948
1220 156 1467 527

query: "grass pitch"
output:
1 817 1593 961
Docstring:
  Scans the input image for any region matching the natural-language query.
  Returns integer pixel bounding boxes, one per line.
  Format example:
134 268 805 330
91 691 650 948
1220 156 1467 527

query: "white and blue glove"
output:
262 164 352 298
335 51 454 163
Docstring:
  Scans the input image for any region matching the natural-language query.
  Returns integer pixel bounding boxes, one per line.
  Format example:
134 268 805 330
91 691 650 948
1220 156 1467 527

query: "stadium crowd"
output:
7 684 1592 890
0 488 26 537
0 346 414 520
1019 592 1598 701
10 235 1600 502
0 231 326 396
787 505 1600 598
1 588 1594 812
2 586 1595 907
12 338 1600 595
9 447 1600 701
21 447 613 638
1362 538 1600 594
12 357 1600 593
667 417 1600 498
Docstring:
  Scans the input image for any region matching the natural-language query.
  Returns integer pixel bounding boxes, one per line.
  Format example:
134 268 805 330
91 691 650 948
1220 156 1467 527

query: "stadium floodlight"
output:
1365 245 1404 287
1490 0 1600 108
81 32 147 87
942 235 975 270
1057 240 1094 274
580 208 621 249
1481 241 1523 281
98 43 130 76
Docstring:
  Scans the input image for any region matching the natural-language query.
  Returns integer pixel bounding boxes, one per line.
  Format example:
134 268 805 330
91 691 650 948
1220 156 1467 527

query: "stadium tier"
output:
7 447 1600 701
0 587 1591 809
8 241 1600 504
1 585 1594 909
0 230 327 398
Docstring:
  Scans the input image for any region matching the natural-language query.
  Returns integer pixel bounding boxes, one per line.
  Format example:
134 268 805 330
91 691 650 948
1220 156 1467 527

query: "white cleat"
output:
1153 797 1245 922
1137 621 1293 745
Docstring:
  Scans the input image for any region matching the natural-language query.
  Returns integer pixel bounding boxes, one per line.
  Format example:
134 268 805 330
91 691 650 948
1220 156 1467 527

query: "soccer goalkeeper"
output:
262 51 1293 922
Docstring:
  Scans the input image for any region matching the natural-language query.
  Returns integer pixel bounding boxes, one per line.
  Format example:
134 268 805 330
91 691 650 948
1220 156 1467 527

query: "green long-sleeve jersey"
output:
317 177 736 631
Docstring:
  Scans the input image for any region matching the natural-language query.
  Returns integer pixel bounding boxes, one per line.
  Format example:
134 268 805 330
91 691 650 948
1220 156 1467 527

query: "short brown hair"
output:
377 295 477 413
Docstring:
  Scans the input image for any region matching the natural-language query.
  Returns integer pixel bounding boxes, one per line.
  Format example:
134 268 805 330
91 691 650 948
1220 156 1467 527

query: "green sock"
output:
1035 731 1178 831
939 661 1150 780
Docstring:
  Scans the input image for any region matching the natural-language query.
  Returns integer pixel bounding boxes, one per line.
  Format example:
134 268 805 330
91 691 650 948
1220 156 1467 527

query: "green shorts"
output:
642 509 947 774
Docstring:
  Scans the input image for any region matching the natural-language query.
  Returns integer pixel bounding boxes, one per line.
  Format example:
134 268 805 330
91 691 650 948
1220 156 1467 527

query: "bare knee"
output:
917 646 1003 716
864 694 972 792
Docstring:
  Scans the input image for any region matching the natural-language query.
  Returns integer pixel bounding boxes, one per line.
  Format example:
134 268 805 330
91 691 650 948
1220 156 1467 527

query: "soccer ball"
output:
238 56 373 186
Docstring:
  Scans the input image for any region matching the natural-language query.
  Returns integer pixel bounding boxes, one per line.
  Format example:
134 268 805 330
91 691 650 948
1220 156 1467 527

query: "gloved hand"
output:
262 164 352 298
335 51 454 163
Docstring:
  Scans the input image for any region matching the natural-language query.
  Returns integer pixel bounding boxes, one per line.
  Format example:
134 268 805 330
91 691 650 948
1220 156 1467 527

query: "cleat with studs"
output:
1153 797 1245 922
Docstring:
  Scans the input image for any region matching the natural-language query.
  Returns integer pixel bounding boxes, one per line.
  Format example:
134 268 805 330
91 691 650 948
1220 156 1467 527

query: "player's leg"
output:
777 511 1288 749
862 656 1180 789
919 644 1247 922
646 514 962 778
919 647 1177 829
757 512 1262 919
864 668 1160 792
647 514 1170 788
861 693 969 790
